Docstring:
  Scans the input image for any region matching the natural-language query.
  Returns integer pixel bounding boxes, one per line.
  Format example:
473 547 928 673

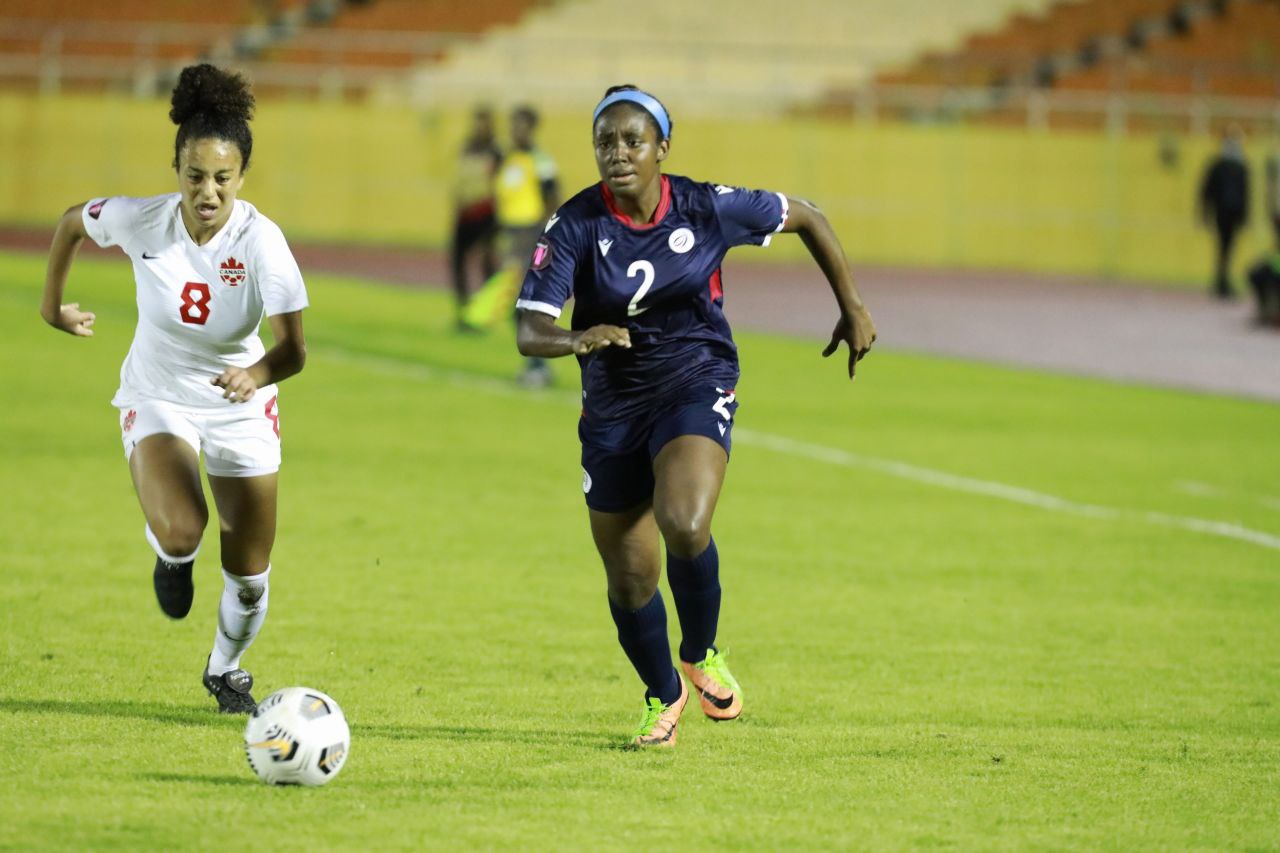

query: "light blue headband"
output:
592 90 671 140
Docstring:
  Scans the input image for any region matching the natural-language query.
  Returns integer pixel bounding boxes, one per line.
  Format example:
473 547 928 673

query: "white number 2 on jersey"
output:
626 260 655 317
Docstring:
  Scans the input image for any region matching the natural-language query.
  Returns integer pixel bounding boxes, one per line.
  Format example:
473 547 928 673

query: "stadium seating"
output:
0 0 255 25
875 0 1279 100
261 0 541 71
0 0 545 95
7 0 1273 113
1054 0 1280 97
404 0 1059 111
0 1 258 91
874 0 1188 89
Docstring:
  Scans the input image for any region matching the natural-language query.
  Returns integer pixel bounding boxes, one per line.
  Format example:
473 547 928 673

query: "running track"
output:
5 229 1276 402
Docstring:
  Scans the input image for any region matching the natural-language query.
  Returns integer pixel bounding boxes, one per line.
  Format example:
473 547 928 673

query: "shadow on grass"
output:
138 772 247 787
357 721 621 751
0 698 239 728
2 698 624 750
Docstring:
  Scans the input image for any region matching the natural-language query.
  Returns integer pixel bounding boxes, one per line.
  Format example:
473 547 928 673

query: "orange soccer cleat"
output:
680 648 743 721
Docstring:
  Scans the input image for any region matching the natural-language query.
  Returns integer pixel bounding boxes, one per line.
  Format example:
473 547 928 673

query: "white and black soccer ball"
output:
244 687 350 786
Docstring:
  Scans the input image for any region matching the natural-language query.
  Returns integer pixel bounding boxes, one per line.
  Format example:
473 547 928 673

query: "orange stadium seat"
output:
1053 0 1280 97
322 0 539 34
0 0 538 94
875 0 1278 111
0 0 253 24
879 0 1185 89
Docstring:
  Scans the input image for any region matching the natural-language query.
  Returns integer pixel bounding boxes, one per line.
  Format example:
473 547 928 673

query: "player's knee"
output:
654 509 710 559
224 556 271 577
606 566 659 610
152 518 205 557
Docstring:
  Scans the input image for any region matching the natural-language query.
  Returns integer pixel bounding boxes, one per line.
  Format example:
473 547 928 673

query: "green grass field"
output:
2 249 1278 850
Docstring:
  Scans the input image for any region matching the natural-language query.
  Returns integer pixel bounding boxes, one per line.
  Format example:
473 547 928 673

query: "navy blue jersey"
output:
517 174 788 422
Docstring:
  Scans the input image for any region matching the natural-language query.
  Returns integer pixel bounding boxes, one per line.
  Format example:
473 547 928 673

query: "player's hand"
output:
822 305 876 379
47 302 96 337
212 366 258 403
572 325 631 355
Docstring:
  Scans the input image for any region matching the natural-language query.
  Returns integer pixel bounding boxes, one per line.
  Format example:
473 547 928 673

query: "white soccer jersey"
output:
82 193 309 408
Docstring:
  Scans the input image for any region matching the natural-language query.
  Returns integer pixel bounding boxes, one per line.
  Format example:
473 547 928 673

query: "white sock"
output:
145 524 199 564
207 566 270 676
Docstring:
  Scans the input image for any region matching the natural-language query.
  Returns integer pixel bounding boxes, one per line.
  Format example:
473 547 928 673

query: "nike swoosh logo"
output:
141 252 159 259
700 689 734 710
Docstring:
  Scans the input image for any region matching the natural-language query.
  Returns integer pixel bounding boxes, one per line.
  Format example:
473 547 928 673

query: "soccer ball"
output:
243 687 350 786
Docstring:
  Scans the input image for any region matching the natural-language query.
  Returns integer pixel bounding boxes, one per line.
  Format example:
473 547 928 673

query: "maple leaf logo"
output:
219 257 246 286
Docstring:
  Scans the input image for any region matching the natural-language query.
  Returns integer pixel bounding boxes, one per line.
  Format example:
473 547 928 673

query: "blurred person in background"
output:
1246 253 1280 325
1267 138 1280 248
515 85 875 747
39 64 308 715
1199 124 1250 299
449 105 502 331
1246 138 1280 325
462 104 561 385
496 104 560 386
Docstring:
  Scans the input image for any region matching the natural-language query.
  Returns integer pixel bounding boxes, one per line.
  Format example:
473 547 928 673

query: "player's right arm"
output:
516 310 630 357
40 202 96 337
513 199 629 357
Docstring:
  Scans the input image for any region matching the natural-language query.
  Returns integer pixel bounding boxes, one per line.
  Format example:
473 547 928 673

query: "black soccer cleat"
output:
203 662 257 714
153 556 194 619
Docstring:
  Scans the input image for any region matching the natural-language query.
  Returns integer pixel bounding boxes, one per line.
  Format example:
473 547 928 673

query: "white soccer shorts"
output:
116 388 283 477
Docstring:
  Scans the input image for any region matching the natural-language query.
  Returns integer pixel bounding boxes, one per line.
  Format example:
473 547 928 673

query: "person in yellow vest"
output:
497 104 560 386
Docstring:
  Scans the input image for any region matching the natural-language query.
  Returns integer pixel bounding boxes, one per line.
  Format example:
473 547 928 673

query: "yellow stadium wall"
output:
1 91 1272 286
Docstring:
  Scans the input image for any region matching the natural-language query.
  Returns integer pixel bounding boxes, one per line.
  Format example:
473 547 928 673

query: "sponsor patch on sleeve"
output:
530 237 553 271
87 199 106 220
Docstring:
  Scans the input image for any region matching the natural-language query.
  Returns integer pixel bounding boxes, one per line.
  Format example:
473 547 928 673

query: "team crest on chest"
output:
219 257 246 286
668 228 695 254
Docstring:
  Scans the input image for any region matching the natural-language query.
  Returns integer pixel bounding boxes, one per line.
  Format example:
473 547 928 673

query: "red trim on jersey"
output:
708 267 723 302
599 175 671 230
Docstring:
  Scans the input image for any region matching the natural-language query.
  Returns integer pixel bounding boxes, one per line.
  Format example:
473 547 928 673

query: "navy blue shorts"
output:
579 383 739 513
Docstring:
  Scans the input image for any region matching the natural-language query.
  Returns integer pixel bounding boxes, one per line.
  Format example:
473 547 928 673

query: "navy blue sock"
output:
666 537 721 664
608 591 681 704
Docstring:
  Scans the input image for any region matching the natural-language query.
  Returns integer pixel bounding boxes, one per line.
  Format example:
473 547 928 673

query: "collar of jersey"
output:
599 174 671 231
174 196 241 251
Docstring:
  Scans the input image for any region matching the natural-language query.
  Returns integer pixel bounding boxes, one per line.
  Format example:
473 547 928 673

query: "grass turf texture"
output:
1 249 1278 849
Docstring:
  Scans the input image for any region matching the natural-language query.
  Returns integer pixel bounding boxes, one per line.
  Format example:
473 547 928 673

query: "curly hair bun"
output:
169 64 254 127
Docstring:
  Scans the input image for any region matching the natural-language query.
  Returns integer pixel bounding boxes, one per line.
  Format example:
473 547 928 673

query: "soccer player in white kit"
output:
39 65 308 713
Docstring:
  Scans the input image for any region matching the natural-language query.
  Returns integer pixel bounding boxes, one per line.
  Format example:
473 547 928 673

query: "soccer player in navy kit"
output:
516 86 876 747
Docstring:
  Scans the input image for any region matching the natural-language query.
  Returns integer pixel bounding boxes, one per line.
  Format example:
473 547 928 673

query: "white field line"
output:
1176 480 1280 515
323 347 1280 553
738 431 1280 552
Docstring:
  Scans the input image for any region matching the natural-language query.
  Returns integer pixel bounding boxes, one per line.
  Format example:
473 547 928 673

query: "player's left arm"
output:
538 151 560 215
781 197 876 379
540 178 560 218
213 311 307 403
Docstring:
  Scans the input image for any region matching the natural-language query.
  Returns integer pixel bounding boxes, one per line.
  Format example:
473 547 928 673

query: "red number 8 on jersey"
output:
180 281 212 325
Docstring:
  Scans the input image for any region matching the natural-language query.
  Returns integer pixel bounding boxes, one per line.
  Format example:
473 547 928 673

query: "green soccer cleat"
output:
630 676 689 748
